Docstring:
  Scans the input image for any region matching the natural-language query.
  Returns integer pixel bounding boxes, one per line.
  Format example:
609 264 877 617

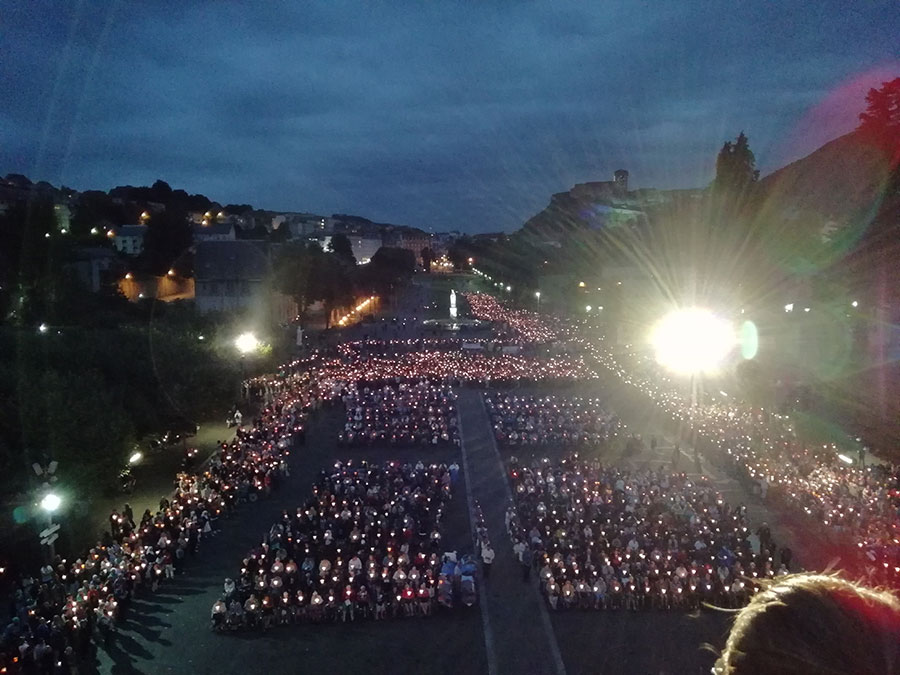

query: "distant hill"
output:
519 176 701 244
756 131 895 243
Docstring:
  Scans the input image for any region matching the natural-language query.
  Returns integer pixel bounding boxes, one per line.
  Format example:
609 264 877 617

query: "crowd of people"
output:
507 455 786 611
485 394 621 449
215 460 457 629
1 385 309 672
465 293 556 343
251 348 596 403
578 336 900 587
339 381 460 447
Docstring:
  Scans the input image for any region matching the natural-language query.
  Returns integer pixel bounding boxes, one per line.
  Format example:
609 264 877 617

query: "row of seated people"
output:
507 455 786 611
215 460 461 629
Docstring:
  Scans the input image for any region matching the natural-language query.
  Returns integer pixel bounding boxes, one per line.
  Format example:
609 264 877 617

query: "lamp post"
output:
235 332 259 400
39 492 61 560
650 307 735 455
535 291 541 310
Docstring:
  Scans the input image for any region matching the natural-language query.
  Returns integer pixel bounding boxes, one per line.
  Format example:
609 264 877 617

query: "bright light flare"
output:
235 332 259 354
650 308 735 375
40 493 61 513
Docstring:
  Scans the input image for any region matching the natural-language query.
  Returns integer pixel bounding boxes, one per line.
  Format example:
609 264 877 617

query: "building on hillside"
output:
192 222 236 243
384 230 434 263
110 224 146 256
67 247 118 292
194 240 296 322
613 169 629 192
271 214 332 238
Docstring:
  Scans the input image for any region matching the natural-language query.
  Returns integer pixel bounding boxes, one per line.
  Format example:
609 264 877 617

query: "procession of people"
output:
507 455 784 611
217 460 456 629
486 394 621 449
339 381 460 447
580 337 900 587
4 284 897 673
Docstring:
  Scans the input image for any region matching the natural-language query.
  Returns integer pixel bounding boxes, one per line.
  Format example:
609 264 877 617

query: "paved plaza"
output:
82 277 797 675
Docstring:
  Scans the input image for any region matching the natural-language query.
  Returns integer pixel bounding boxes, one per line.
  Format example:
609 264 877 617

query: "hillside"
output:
519 176 701 244
757 131 894 240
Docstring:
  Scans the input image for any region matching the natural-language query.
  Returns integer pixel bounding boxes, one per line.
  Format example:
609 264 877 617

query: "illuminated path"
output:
456 389 567 675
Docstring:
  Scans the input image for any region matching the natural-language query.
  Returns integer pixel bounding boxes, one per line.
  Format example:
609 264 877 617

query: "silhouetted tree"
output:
713 131 760 193
420 246 434 272
858 77 900 164
272 242 315 312
328 233 356 264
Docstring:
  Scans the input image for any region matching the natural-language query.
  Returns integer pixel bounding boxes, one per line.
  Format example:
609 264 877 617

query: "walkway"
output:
84 418 237 551
457 389 567 675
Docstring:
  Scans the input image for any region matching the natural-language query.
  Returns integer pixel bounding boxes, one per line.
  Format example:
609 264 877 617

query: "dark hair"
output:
716 574 900 674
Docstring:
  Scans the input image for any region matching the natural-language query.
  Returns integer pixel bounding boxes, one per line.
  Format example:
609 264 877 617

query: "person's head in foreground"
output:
716 574 900 674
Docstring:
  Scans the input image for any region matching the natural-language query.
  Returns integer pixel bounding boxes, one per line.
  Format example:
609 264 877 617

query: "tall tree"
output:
420 246 434 272
858 77 900 165
307 252 354 328
328 233 356 265
713 131 760 193
272 242 314 312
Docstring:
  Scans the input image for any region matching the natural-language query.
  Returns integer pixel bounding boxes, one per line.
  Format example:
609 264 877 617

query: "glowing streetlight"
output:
40 493 61 513
38 323 49 334
235 332 259 354
505 285 511 292
585 305 592 312
535 291 541 299
578 281 586 288
851 300 858 308
129 451 143 465
650 308 735 375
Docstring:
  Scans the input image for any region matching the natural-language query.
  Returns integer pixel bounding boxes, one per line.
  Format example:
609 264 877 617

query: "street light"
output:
129 451 143 465
40 493 61 513
235 332 259 354
650 308 735 376
535 291 541 309
38 491 61 560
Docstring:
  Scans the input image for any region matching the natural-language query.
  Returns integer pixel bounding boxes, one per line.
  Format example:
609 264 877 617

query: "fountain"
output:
449 289 458 319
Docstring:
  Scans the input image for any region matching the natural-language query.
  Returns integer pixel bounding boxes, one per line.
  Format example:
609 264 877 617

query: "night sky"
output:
2 1 897 232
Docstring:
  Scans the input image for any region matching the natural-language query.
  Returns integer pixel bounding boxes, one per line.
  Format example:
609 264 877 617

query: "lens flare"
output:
650 308 735 375
740 320 759 360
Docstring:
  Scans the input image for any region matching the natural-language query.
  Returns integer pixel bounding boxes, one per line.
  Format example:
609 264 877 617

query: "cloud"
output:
1 0 898 231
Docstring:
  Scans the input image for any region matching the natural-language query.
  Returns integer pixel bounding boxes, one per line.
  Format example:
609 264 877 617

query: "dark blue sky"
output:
2 1 897 232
